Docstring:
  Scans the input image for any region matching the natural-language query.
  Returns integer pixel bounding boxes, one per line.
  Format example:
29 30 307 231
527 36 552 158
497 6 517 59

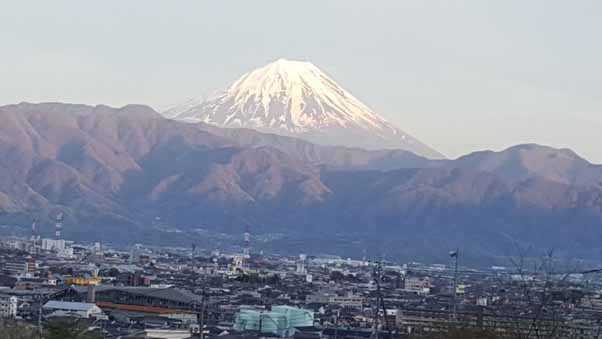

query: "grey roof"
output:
43 300 98 311
71 285 203 303
128 287 203 303
1 288 64 297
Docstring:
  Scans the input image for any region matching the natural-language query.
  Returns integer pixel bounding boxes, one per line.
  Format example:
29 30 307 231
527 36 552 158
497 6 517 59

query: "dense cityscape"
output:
2 2 602 339
1 219 602 339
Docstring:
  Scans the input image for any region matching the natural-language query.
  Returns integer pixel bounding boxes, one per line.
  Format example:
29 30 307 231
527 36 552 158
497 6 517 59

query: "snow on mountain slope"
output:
164 59 444 159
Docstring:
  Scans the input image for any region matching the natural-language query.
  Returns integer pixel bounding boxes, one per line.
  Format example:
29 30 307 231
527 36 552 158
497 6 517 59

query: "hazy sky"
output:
1 1 601 162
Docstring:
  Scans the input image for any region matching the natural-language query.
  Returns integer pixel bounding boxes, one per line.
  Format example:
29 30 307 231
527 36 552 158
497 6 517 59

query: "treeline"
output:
0 319 102 339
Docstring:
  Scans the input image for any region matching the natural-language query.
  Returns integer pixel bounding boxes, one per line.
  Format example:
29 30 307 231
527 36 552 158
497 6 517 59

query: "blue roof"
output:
43 300 97 311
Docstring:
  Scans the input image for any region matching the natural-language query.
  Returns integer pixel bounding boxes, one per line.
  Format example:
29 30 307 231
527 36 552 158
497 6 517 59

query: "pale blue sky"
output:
1 1 601 162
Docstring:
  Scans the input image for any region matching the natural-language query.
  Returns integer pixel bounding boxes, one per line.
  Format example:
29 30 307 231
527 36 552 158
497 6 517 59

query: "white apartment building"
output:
0 294 18 318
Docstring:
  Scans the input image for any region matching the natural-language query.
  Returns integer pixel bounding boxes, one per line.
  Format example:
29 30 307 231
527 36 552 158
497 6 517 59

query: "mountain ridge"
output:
1 102 601 263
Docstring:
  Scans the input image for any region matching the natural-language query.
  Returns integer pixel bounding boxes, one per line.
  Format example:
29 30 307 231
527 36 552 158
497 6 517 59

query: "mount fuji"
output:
164 59 444 159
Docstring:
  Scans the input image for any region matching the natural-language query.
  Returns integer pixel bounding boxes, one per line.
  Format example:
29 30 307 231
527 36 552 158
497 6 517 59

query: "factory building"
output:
233 305 314 337
68 285 203 310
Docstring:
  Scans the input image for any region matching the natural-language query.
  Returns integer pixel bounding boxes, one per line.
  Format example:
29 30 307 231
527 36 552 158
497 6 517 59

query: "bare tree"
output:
496 247 582 339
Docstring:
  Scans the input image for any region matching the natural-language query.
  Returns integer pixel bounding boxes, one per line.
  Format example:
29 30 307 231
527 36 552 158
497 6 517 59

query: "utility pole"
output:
200 290 206 339
334 311 338 339
369 259 379 339
38 305 42 339
369 261 393 339
374 261 392 339
193 289 206 339
259 313 263 337
38 290 45 339
371 302 379 339
450 248 459 323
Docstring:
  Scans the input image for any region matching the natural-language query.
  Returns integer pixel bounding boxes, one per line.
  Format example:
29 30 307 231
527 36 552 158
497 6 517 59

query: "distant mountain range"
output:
164 59 444 159
1 102 601 264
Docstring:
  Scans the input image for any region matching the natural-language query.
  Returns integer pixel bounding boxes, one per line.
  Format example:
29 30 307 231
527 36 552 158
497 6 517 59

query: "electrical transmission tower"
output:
371 261 393 339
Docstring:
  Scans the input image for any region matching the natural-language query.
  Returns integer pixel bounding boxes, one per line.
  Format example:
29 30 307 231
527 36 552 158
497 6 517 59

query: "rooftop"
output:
43 300 98 311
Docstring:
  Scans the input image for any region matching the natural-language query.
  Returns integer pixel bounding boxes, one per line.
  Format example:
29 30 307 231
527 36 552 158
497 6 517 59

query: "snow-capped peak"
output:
164 59 443 159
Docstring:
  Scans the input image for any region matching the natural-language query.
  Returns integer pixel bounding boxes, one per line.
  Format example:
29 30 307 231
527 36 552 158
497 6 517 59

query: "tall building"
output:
26 256 36 275
129 244 143 264
40 238 73 257
41 238 65 252
29 221 40 255
55 212 63 240
243 227 251 259
296 254 307 274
